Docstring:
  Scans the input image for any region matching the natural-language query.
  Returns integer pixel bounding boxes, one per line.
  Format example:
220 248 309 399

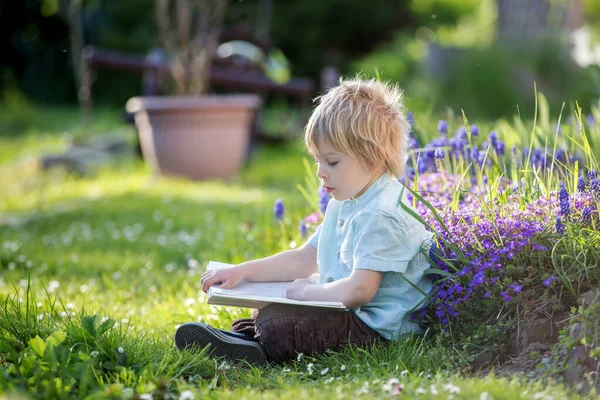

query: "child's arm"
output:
286 269 383 308
201 242 318 293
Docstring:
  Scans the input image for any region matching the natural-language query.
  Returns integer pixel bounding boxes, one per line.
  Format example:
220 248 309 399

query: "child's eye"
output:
328 161 338 167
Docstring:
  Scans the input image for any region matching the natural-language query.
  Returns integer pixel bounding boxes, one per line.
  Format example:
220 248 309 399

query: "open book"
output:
206 261 347 310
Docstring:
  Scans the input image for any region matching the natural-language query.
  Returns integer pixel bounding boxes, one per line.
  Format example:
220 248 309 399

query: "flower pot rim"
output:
126 94 262 113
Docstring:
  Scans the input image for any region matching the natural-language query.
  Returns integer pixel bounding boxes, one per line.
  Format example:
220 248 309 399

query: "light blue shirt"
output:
309 174 433 340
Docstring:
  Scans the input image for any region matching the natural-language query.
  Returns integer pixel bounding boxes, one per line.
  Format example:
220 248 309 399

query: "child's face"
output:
312 139 378 201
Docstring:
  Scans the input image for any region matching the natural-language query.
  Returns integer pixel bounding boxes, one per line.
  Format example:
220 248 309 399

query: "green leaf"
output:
28 335 46 357
45 331 66 348
422 268 455 279
97 318 115 338
82 315 97 338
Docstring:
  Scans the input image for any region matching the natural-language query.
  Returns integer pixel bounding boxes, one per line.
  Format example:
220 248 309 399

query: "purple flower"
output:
406 111 415 127
511 284 522 293
588 114 595 128
555 217 565 235
588 170 598 181
299 220 308 238
582 206 592 224
409 137 419 149
559 199 570 217
438 120 448 134
319 188 330 213
470 124 479 136
543 276 557 287
489 131 498 145
434 148 445 160
501 291 512 302
418 159 428 174
457 127 468 141
273 199 285 221
591 178 600 195
558 186 569 203
495 141 506 156
484 291 491 298
578 176 586 193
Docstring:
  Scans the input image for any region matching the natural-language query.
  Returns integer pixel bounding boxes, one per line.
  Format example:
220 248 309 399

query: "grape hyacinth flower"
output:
273 199 285 221
558 187 570 217
299 220 308 238
578 176 586 193
495 141 506 156
434 148 445 160
582 206 592 224
406 111 415 127
489 131 498 146
319 187 330 213
470 124 479 136
591 178 600 195
438 120 448 134
588 170 598 182
555 217 565 235
588 114 596 128
558 186 569 203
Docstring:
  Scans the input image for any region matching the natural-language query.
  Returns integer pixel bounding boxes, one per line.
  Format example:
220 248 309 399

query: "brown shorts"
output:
230 304 385 363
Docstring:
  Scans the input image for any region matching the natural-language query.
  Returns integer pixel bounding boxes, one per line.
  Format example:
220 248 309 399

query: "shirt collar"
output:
343 173 393 206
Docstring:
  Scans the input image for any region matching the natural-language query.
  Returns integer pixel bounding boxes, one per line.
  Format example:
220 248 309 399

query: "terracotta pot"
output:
126 95 261 180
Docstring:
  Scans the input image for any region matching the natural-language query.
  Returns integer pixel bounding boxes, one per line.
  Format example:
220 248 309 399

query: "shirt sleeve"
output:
352 210 430 273
308 223 322 249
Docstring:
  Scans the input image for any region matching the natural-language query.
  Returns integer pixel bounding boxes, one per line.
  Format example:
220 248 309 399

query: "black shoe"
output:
219 329 259 342
175 322 266 365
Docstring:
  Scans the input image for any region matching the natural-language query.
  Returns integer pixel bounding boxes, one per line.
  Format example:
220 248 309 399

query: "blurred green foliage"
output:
408 0 479 27
351 0 600 119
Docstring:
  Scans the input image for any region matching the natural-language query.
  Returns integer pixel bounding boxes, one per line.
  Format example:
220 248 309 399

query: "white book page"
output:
206 261 344 308
207 260 312 299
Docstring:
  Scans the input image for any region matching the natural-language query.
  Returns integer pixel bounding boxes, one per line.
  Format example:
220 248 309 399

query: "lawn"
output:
0 104 592 399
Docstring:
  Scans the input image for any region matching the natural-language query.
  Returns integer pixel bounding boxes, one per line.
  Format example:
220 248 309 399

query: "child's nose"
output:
316 165 327 179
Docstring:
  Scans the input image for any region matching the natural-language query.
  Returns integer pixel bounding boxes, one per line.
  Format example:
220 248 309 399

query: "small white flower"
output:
90 351 99 358
139 394 153 400
48 281 60 292
185 298 196 307
340 365 346 371
282 367 291 373
320 367 329 376
218 361 231 371
179 390 195 400
444 383 461 394
121 388 134 399
400 369 409 377
480 392 492 400
296 352 303 362
118 347 124 353
382 378 400 392
307 362 314 375
416 388 426 394
430 385 439 395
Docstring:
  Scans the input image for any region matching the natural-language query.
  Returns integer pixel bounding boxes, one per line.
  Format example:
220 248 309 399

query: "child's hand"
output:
201 267 245 293
285 278 313 300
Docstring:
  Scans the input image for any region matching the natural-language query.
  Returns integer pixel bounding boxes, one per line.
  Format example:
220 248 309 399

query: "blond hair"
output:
304 77 410 177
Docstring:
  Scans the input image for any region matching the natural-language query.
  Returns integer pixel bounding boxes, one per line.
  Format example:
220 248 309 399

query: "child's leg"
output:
230 309 259 340
254 304 384 363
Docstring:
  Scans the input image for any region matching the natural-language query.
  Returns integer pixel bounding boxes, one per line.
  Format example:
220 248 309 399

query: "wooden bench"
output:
80 28 315 111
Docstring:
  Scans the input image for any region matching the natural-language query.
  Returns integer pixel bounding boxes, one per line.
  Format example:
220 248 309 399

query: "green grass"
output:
0 106 588 399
